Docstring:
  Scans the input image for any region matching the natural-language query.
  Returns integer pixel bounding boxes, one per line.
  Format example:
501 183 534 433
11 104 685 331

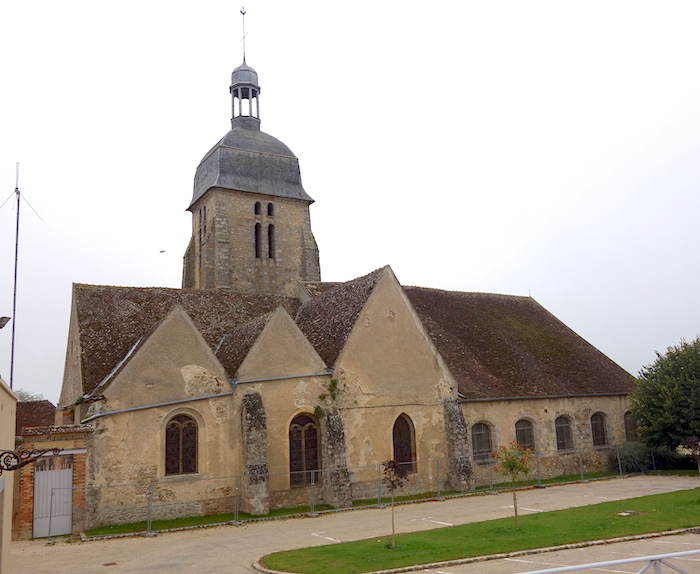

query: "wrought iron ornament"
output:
0 448 62 475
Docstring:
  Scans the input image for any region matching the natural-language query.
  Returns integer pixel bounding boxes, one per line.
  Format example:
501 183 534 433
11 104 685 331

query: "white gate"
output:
33 455 73 538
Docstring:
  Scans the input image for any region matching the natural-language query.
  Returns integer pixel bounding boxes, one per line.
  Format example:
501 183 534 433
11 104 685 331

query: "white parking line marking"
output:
310 532 339 543
410 517 453 526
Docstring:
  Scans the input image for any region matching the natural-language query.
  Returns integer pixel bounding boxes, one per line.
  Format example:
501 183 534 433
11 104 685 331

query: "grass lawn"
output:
260 488 700 574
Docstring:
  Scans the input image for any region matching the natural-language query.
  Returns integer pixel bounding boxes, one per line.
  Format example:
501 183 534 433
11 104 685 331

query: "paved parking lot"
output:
422 533 700 573
11 475 700 574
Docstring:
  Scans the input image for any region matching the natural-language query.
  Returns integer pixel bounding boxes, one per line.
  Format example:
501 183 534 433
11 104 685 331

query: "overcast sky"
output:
1 1 700 404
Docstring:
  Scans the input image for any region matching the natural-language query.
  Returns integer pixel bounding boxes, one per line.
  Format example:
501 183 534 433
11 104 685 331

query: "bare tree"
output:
382 459 409 549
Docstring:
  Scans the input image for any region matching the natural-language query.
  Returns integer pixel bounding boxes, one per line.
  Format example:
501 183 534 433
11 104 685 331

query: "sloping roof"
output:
302 282 344 299
296 268 384 366
73 284 301 395
16 400 56 435
404 287 636 400
215 312 273 375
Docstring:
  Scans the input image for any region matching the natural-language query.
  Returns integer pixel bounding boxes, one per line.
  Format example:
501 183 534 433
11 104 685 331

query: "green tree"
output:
382 459 409 549
14 388 44 402
631 338 700 449
493 441 534 529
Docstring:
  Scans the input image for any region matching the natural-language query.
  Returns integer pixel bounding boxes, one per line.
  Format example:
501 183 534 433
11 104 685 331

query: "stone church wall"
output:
462 394 631 484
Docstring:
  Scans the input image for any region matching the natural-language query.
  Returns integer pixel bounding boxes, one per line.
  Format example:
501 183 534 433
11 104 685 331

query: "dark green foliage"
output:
616 441 653 473
631 338 700 449
616 442 693 473
328 379 339 401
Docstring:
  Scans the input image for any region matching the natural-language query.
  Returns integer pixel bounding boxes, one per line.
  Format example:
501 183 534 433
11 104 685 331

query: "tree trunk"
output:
391 493 396 549
513 489 519 530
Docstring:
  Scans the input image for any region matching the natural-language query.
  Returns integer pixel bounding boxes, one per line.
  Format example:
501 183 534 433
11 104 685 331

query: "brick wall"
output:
12 426 91 540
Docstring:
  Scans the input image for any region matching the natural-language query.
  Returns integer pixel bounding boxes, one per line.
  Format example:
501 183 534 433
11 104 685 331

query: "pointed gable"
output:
295 268 384 367
404 287 636 400
69 284 301 396
227 307 326 380
101 305 229 408
333 267 456 402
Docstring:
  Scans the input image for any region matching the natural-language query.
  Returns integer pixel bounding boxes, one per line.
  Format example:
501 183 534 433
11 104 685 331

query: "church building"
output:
19 56 635 536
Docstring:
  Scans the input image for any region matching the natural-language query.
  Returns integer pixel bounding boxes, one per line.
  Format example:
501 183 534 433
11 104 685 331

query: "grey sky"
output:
1 1 699 403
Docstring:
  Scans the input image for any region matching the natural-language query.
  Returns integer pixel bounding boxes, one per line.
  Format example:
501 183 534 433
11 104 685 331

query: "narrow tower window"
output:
268 224 275 259
267 202 274 216
198 206 207 246
255 223 261 258
254 201 261 215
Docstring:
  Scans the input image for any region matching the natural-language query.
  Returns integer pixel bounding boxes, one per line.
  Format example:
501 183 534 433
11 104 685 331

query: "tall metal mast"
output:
9 163 20 389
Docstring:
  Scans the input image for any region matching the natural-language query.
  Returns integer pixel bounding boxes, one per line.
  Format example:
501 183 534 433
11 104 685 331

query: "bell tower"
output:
182 58 321 297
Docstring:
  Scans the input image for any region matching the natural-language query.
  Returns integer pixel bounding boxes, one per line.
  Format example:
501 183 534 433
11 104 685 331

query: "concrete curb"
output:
251 527 698 574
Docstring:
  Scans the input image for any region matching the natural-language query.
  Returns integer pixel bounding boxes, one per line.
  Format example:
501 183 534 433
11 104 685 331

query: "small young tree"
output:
382 459 409 549
493 441 535 529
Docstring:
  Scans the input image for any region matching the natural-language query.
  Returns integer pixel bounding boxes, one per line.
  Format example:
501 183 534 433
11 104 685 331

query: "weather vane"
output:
240 7 247 61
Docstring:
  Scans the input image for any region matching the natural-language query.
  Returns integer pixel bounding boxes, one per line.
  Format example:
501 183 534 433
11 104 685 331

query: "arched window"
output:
555 416 574 451
267 202 274 216
254 201 261 215
624 411 637 442
591 412 607 446
515 419 535 450
289 414 320 486
393 414 416 473
254 223 261 258
471 423 492 463
268 224 275 259
165 414 197 475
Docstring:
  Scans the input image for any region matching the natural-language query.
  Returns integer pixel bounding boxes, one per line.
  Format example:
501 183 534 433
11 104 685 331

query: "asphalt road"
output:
11 475 700 574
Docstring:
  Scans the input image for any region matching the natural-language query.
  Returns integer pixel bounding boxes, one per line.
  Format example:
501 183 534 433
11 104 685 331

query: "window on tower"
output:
268 224 275 259
254 202 261 215
255 223 261 258
267 202 274 216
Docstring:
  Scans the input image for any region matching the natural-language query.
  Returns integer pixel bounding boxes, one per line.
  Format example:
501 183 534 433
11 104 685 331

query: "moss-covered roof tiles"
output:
404 287 636 400
295 268 384 367
74 284 300 395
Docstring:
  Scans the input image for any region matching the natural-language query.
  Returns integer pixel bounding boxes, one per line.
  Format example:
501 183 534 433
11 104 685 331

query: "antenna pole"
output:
9 163 20 389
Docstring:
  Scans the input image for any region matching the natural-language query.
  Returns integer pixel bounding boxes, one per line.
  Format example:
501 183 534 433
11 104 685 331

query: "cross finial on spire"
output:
240 7 247 62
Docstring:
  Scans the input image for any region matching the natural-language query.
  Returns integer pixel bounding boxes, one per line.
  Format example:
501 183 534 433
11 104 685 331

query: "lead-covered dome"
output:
188 59 314 208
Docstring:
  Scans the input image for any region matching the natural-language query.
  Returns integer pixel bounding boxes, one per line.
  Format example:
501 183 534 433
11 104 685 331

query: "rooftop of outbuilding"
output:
16 400 56 435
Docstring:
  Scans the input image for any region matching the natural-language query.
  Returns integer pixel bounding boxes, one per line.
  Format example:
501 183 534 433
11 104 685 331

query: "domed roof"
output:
189 126 314 208
189 59 313 208
231 60 259 86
